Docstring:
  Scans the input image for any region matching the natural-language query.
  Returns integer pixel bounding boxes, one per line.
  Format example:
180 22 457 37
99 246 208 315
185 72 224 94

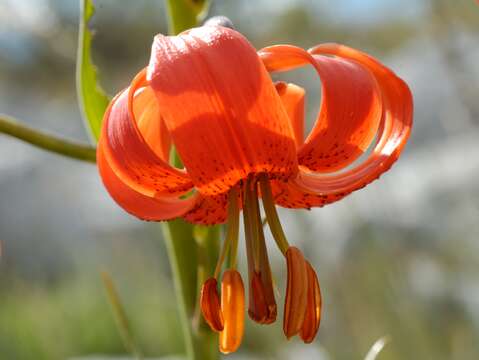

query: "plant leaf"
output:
76 0 110 143
166 0 211 35
364 336 390 360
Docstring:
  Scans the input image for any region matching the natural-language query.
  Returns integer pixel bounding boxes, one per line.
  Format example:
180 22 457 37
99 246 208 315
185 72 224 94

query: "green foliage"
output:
166 0 211 35
76 0 110 142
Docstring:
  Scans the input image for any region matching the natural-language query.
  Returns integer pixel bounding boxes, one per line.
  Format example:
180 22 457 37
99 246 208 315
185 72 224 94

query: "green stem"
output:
162 220 218 360
0 114 96 163
162 4 218 360
166 0 200 35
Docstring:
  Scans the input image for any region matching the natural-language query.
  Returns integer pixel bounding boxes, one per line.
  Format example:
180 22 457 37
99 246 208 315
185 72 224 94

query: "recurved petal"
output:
133 84 171 162
275 82 305 148
260 44 382 172
100 85 193 198
267 44 412 209
300 261 322 344
283 246 308 339
220 269 245 354
200 278 224 332
147 26 298 196
97 141 197 221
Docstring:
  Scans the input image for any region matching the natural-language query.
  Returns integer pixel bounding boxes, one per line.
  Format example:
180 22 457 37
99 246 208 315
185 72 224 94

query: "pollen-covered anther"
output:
200 277 224 332
248 271 277 324
283 246 308 339
249 271 268 323
299 261 322 343
219 269 245 354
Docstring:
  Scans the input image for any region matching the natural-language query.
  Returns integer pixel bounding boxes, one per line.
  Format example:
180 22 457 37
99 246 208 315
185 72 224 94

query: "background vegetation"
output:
1 0 478 359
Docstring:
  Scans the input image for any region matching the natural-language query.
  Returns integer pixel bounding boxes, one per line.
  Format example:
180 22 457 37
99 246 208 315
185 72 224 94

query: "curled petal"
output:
148 26 298 196
275 81 305 148
220 269 245 354
261 44 412 208
260 45 382 172
133 84 171 161
97 141 197 221
200 278 224 332
100 85 193 198
283 246 308 339
300 261 322 344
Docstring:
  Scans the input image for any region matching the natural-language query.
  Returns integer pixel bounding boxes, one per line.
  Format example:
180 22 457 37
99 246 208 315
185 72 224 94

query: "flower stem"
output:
162 220 219 360
0 114 96 163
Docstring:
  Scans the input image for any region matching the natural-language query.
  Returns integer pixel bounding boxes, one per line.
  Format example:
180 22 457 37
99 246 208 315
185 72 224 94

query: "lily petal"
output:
275 81 305 148
97 141 197 221
133 83 171 162
147 26 298 196
262 44 412 208
260 45 382 172
100 86 193 198
183 193 229 225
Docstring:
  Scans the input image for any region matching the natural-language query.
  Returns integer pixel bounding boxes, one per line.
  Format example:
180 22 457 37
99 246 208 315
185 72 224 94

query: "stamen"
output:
243 178 278 324
214 186 240 279
219 269 245 354
243 178 260 272
251 184 277 324
200 278 224 332
283 246 308 339
299 261 322 343
259 174 290 255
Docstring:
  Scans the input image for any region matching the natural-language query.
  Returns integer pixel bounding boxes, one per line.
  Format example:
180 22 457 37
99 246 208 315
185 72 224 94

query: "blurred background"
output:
1 0 479 359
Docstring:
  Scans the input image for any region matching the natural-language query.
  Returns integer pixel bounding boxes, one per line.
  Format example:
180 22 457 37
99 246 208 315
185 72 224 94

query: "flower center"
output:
201 174 322 353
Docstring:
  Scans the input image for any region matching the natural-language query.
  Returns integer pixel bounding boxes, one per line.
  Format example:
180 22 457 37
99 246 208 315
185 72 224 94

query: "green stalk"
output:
162 220 218 360
162 3 218 359
0 114 96 163
163 4 220 360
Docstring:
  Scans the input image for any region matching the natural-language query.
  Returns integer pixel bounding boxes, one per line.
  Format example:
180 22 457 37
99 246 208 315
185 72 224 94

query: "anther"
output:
299 261 322 343
283 246 308 339
219 269 245 354
200 277 224 332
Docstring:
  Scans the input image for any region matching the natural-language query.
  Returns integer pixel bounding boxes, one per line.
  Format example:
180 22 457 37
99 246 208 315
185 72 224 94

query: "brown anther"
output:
219 269 245 354
299 261 322 343
248 271 268 323
200 278 224 332
283 246 308 339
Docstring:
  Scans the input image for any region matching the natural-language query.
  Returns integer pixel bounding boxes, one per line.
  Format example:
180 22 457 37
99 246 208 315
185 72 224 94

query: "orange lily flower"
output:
98 24 412 353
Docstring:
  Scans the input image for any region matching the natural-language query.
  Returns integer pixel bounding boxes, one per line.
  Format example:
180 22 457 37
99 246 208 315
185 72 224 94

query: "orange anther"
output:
300 261 322 343
200 278 224 332
219 269 245 354
283 246 308 339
